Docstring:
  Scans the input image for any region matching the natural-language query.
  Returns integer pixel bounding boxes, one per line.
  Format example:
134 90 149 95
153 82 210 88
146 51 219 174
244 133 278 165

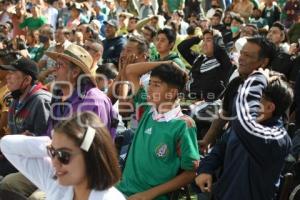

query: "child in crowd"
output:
117 61 200 199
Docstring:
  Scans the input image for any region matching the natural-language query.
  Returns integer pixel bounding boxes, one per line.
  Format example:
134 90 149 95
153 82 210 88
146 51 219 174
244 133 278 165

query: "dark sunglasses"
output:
47 145 80 165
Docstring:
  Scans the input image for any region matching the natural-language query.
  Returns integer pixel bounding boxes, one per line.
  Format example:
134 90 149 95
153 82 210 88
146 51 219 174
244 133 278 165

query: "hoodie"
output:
8 83 52 136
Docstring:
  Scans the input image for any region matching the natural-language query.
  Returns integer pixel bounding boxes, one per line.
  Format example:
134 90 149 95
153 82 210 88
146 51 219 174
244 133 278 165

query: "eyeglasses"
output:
47 145 81 165
55 61 64 69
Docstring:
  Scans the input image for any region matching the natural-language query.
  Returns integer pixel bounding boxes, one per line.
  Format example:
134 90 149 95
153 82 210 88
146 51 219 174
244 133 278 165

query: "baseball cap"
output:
93 1 101 8
103 19 118 29
0 58 39 80
89 19 101 31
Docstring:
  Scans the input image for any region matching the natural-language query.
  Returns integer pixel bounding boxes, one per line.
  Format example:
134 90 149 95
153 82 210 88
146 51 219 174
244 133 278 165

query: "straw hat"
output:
45 44 96 86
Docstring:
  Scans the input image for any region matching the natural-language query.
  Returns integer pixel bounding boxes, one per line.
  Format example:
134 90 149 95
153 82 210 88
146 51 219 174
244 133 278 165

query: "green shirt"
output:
117 88 199 200
19 16 47 31
34 46 47 62
156 52 186 69
149 43 159 62
28 46 42 62
166 0 184 13
249 17 268 29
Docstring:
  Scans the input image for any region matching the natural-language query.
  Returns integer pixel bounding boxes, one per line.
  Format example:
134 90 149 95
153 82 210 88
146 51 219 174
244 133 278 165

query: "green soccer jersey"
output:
19 16 47 31
117 88 200 200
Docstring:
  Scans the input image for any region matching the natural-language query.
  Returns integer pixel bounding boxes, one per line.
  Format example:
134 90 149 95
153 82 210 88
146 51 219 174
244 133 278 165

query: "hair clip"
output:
80 126 96 152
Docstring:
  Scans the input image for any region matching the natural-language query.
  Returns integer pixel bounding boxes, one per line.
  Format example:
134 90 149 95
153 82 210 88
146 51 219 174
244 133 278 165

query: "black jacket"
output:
178 36 232 101
271 47 294 81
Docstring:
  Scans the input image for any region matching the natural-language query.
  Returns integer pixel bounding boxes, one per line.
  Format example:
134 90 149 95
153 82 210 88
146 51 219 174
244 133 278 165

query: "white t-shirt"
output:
43 6 58 30
0 135 126 200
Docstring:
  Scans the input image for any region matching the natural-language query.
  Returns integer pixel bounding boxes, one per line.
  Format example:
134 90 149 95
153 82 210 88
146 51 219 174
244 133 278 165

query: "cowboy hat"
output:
45 44 96 86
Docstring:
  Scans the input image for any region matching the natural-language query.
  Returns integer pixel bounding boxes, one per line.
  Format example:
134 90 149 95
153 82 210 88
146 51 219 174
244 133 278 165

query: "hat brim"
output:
103 21 118 29
45 51 97 86
0 64 17 71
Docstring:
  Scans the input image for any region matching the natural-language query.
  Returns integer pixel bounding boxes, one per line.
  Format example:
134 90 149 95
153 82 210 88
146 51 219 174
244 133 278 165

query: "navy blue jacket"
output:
102 36 126 66
198 72 291 200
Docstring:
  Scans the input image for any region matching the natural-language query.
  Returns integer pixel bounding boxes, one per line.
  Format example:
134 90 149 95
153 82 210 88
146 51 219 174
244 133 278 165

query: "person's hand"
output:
119 53 133 80
82 2 91 10
128 191 154 200
19 35 26 42
199 139 209 155
90 9 96 17
126 54 138 65
257 68 270 80
119 53 138 80
18 49 30 59
195 173 213 193
289 43 299 55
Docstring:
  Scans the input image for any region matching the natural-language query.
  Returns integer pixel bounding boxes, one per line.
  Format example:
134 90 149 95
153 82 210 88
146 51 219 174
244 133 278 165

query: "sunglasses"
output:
47 145 81 165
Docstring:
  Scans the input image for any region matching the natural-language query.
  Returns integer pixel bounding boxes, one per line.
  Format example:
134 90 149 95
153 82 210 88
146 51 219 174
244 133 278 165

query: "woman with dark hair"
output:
0 111 125 200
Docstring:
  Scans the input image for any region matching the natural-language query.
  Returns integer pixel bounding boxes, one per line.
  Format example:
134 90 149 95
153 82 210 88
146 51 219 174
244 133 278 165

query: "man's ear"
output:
280 32 285 43
169 42 175 50
71 67 82 79
107 79 114 87
265 101 275 115
25 75 33 85
95 52 101 61
260 57 270 69
166 88 179 100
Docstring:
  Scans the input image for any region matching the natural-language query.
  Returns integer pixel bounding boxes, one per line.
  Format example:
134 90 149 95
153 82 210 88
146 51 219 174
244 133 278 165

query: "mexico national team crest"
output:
156 144 168 158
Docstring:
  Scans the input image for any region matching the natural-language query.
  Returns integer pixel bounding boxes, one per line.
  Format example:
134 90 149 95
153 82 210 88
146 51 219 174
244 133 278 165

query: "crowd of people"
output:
0 0 299 199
